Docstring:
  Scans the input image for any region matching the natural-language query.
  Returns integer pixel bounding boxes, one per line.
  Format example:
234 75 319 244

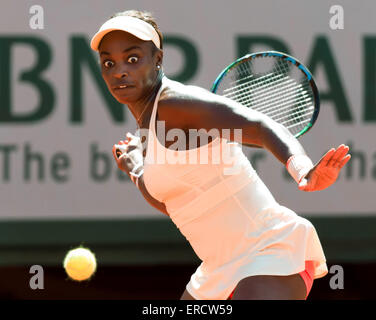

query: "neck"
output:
128 71 164 127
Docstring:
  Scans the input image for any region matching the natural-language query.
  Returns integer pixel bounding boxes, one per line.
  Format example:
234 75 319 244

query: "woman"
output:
90 10 351 300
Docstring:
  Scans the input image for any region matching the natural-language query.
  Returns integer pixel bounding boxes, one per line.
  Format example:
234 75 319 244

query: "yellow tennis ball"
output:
63 247 97 281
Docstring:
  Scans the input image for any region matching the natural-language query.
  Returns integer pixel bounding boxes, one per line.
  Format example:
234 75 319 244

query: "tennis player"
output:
90 10 351 300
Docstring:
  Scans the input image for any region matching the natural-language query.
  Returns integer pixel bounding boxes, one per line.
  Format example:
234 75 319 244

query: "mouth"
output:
113 84 134 91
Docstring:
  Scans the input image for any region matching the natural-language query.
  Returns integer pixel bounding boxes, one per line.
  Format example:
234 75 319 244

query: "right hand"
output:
112 132 144 176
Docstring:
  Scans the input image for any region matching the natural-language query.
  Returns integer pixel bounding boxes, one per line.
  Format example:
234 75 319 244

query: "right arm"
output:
112 134 169 216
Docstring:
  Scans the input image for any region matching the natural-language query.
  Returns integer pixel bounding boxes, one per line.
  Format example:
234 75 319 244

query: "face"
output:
98 30 162 104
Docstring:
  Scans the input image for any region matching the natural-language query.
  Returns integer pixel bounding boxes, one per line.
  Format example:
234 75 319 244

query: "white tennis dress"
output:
142 77 328 300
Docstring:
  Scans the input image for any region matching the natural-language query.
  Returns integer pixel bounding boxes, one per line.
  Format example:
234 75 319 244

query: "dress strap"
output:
149 76 167 138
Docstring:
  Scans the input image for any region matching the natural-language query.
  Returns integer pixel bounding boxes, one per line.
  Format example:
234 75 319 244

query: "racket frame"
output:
211 51 320 138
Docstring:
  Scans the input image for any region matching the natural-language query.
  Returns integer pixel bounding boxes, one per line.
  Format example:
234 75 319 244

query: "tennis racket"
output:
211 51 320 139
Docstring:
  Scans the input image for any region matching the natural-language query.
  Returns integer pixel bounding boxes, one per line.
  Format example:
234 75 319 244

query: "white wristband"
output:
286 154 314 184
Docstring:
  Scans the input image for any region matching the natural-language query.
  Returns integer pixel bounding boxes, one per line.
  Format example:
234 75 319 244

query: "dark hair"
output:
110 10 163 50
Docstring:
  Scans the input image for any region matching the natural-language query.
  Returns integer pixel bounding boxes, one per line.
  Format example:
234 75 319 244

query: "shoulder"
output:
155 77 265 131
159 78 219 107
157 78 234 125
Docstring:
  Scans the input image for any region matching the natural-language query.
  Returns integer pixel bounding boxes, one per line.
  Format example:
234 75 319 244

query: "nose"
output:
114 71 128 79
113 62 129 79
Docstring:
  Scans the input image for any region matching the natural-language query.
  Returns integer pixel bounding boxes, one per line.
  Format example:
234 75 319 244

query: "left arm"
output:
159 85 351 191
160 85 309 163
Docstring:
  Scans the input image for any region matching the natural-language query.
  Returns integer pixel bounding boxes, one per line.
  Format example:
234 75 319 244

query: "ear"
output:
154 49 163 69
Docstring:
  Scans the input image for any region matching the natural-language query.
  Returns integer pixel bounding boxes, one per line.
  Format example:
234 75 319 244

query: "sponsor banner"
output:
0 0 374 219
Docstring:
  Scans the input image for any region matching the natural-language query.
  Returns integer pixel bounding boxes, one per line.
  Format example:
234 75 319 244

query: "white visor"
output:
90 15 161 51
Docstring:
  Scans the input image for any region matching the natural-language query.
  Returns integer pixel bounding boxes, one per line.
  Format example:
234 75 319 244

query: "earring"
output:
157 65 161 69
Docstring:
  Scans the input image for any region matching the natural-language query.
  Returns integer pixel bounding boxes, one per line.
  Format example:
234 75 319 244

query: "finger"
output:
329 145 349 165
114 144 128 157
330 144 349 164
330 144 345 159
112 145 120 159
317 148 336 168
338 154 351 169
333 146 350 166
114 146 122 158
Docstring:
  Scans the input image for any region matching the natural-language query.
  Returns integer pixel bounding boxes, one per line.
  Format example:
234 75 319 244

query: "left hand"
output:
298 144 351 192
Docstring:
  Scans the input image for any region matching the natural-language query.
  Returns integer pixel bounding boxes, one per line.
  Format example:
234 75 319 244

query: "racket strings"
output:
219 57 315 135
224 60 309 104
225 59 290 97
270 58 314 132
286 118 311 130
255 98 312 122
231 78 310 111
274 104 314 124
224 73 288 98
226 70 257 88
224 72 300 108
240 85 313 119
225 76 314 126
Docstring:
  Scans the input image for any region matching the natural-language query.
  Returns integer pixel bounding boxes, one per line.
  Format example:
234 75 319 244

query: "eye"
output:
103 60 114 68
128 56 139 64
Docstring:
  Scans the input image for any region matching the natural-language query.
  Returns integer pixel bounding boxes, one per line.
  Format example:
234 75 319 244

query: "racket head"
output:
211 51 320 138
